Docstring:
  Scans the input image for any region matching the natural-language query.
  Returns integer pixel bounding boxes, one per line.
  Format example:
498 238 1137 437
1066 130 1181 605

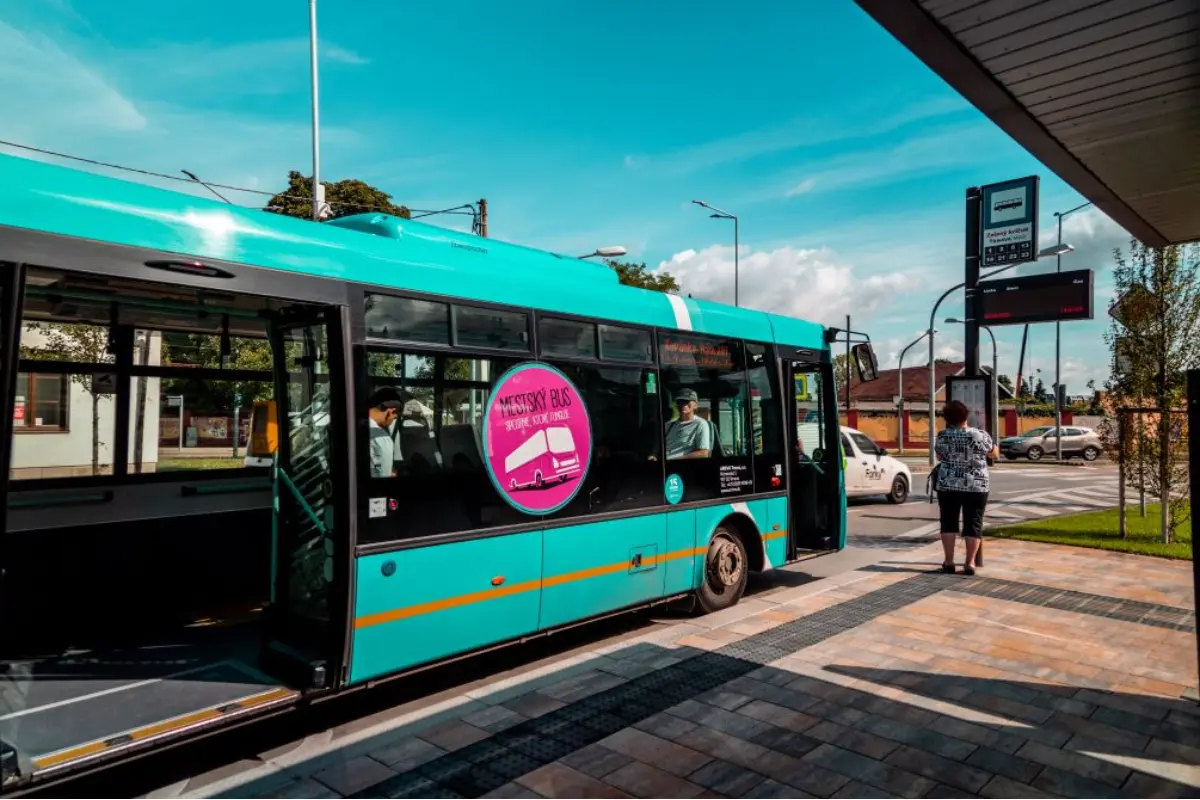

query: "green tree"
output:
996 373 1014 395
19 323 112 473
604 259 680 293
833 353 851 397
1033 378 1048 403
1099 240 1200 542
266 172 411 221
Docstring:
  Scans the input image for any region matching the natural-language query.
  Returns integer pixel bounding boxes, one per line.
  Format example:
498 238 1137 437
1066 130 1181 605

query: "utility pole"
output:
845 314 851 412
964 187 982 376
478 198 488 238
308 0 323 221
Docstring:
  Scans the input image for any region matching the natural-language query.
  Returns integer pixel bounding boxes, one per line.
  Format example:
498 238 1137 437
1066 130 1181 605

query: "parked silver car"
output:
999 425 1102 461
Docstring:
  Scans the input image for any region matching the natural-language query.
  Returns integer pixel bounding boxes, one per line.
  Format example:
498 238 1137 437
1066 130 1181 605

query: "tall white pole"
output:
309 0 322 221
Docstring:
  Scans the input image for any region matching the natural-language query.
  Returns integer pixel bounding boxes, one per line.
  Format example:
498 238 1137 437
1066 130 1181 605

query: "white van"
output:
841 425 912 503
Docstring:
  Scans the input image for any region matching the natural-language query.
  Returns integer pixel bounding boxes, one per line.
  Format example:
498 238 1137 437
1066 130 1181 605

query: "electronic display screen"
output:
977 269 1093 326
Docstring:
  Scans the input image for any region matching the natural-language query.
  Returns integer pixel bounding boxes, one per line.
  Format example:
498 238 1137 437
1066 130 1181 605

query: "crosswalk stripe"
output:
896 522 941 539
1005 504 1056 517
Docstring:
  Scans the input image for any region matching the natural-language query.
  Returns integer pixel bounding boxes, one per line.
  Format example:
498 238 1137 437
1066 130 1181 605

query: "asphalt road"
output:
848 461 1122 544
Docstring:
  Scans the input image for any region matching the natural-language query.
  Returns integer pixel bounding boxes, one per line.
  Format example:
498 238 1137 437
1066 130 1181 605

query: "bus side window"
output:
360 347 527 543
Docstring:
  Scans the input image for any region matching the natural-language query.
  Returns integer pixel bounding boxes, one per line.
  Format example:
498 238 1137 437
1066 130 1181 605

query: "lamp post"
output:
1052 202 1091 460
927 243 1075 465
947 318 999 440
578 246 627 260
897 331 933 455
309 0 323 221
692 200 739 307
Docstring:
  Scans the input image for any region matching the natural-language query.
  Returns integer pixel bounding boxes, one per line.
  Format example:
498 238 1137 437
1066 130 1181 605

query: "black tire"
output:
1004 454 1018 461
534 471 544 488
887 475 909 504
1082 446 1100 462
1026 446 1043 461
696 527 749 614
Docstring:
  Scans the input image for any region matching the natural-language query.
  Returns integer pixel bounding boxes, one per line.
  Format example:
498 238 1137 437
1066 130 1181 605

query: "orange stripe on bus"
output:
353 534 785 630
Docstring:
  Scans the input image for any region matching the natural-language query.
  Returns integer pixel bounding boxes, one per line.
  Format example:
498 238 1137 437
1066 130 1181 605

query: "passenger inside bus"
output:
367 387 404 478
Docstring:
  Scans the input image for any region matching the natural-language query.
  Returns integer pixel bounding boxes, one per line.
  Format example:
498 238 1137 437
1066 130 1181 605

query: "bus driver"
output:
665 388 712 460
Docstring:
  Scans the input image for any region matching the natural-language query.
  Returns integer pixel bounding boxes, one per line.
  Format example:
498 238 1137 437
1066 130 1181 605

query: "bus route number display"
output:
482 363 593 514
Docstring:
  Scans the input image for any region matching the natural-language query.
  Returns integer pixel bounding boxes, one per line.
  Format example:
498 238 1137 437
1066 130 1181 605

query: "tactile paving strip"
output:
952 576 1196 632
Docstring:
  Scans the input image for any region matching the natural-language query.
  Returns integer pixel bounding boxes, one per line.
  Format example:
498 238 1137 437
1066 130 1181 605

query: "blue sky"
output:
1 0 1130 392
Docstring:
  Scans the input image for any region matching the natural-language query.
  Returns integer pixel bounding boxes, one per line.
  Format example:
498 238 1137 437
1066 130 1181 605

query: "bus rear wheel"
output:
696 528 748 614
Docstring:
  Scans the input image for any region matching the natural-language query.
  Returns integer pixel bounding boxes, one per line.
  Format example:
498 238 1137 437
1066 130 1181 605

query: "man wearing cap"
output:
665 388 712 460
367 386 406 478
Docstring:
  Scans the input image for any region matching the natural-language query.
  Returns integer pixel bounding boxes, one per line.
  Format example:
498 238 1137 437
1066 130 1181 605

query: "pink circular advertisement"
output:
482 363 592 514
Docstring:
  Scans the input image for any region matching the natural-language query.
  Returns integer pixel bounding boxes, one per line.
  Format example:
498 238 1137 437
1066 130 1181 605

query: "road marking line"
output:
1004 504 1056 517
896 522 942 539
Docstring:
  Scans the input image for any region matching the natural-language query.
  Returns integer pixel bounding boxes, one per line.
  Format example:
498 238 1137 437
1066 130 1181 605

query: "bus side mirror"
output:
852 343 879 382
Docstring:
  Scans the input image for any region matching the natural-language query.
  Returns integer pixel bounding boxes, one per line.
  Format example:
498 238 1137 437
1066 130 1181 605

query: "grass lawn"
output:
990 503 1193 559
157 457 245 471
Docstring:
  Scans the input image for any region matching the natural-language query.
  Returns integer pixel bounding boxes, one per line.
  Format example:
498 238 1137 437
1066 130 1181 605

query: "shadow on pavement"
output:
131 571 1198 799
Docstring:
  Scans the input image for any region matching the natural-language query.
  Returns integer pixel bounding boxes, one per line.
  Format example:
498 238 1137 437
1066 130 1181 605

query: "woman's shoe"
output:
962 565 976 576
941 564 956 574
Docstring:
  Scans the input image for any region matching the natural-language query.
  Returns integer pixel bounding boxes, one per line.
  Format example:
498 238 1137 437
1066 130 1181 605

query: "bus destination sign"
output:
976 269 1094 327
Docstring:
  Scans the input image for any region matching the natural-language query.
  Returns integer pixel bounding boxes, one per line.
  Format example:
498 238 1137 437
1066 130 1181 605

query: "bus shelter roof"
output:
855 0 1200 247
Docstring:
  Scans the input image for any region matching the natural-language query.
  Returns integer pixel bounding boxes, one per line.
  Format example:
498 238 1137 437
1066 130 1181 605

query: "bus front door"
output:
262 308 352 692
787 361 842 555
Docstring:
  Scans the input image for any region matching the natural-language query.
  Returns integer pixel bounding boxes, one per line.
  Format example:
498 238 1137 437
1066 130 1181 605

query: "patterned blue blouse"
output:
934 426 993 493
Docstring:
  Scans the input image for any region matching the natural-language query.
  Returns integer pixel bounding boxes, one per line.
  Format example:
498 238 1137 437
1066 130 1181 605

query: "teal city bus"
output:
0 153 875 790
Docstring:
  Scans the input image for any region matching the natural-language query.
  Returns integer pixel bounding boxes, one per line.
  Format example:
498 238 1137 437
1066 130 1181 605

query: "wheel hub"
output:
707 537 743 591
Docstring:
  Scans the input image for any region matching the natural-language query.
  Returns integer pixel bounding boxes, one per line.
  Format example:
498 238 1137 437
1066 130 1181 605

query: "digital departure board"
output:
976 269 1093 327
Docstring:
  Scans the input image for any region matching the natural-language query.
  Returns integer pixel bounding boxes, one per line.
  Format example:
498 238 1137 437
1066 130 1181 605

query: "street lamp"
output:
578 246 627 259
1052 203 1090 460
692 200 739 307
926 243 1076 465
947 318 999 442
309 0 323 221
897 331 933 455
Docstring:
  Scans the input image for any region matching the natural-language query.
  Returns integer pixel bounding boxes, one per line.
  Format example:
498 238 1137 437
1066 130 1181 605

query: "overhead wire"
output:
0 138 476 224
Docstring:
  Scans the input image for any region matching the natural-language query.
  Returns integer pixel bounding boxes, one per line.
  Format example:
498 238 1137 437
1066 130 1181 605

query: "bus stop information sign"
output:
947 375 992 438
483 362 593 514
980 175 1039 268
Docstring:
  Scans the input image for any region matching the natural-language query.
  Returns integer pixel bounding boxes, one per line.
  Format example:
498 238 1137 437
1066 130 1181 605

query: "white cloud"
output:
627 95 972 176
1021 206 1129 277
0 21 145 135
758 120 998 203
659 243 922 325
0 21 374 206
785 177 817 197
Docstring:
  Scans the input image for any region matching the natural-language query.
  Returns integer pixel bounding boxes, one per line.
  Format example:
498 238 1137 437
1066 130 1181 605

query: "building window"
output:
13 372 68 431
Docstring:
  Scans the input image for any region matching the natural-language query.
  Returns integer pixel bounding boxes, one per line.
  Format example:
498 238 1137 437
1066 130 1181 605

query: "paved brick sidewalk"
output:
149 541 1198 799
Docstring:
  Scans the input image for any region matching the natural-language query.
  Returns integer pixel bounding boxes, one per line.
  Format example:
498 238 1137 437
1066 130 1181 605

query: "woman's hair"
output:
943 399 970 427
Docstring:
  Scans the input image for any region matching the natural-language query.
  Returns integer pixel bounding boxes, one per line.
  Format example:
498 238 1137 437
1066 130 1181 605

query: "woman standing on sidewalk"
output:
934 400 998 575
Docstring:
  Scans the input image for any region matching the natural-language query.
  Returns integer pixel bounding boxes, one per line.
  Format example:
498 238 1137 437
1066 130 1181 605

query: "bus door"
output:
0 262 22 784
786 358 841 554
262 307 352 692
